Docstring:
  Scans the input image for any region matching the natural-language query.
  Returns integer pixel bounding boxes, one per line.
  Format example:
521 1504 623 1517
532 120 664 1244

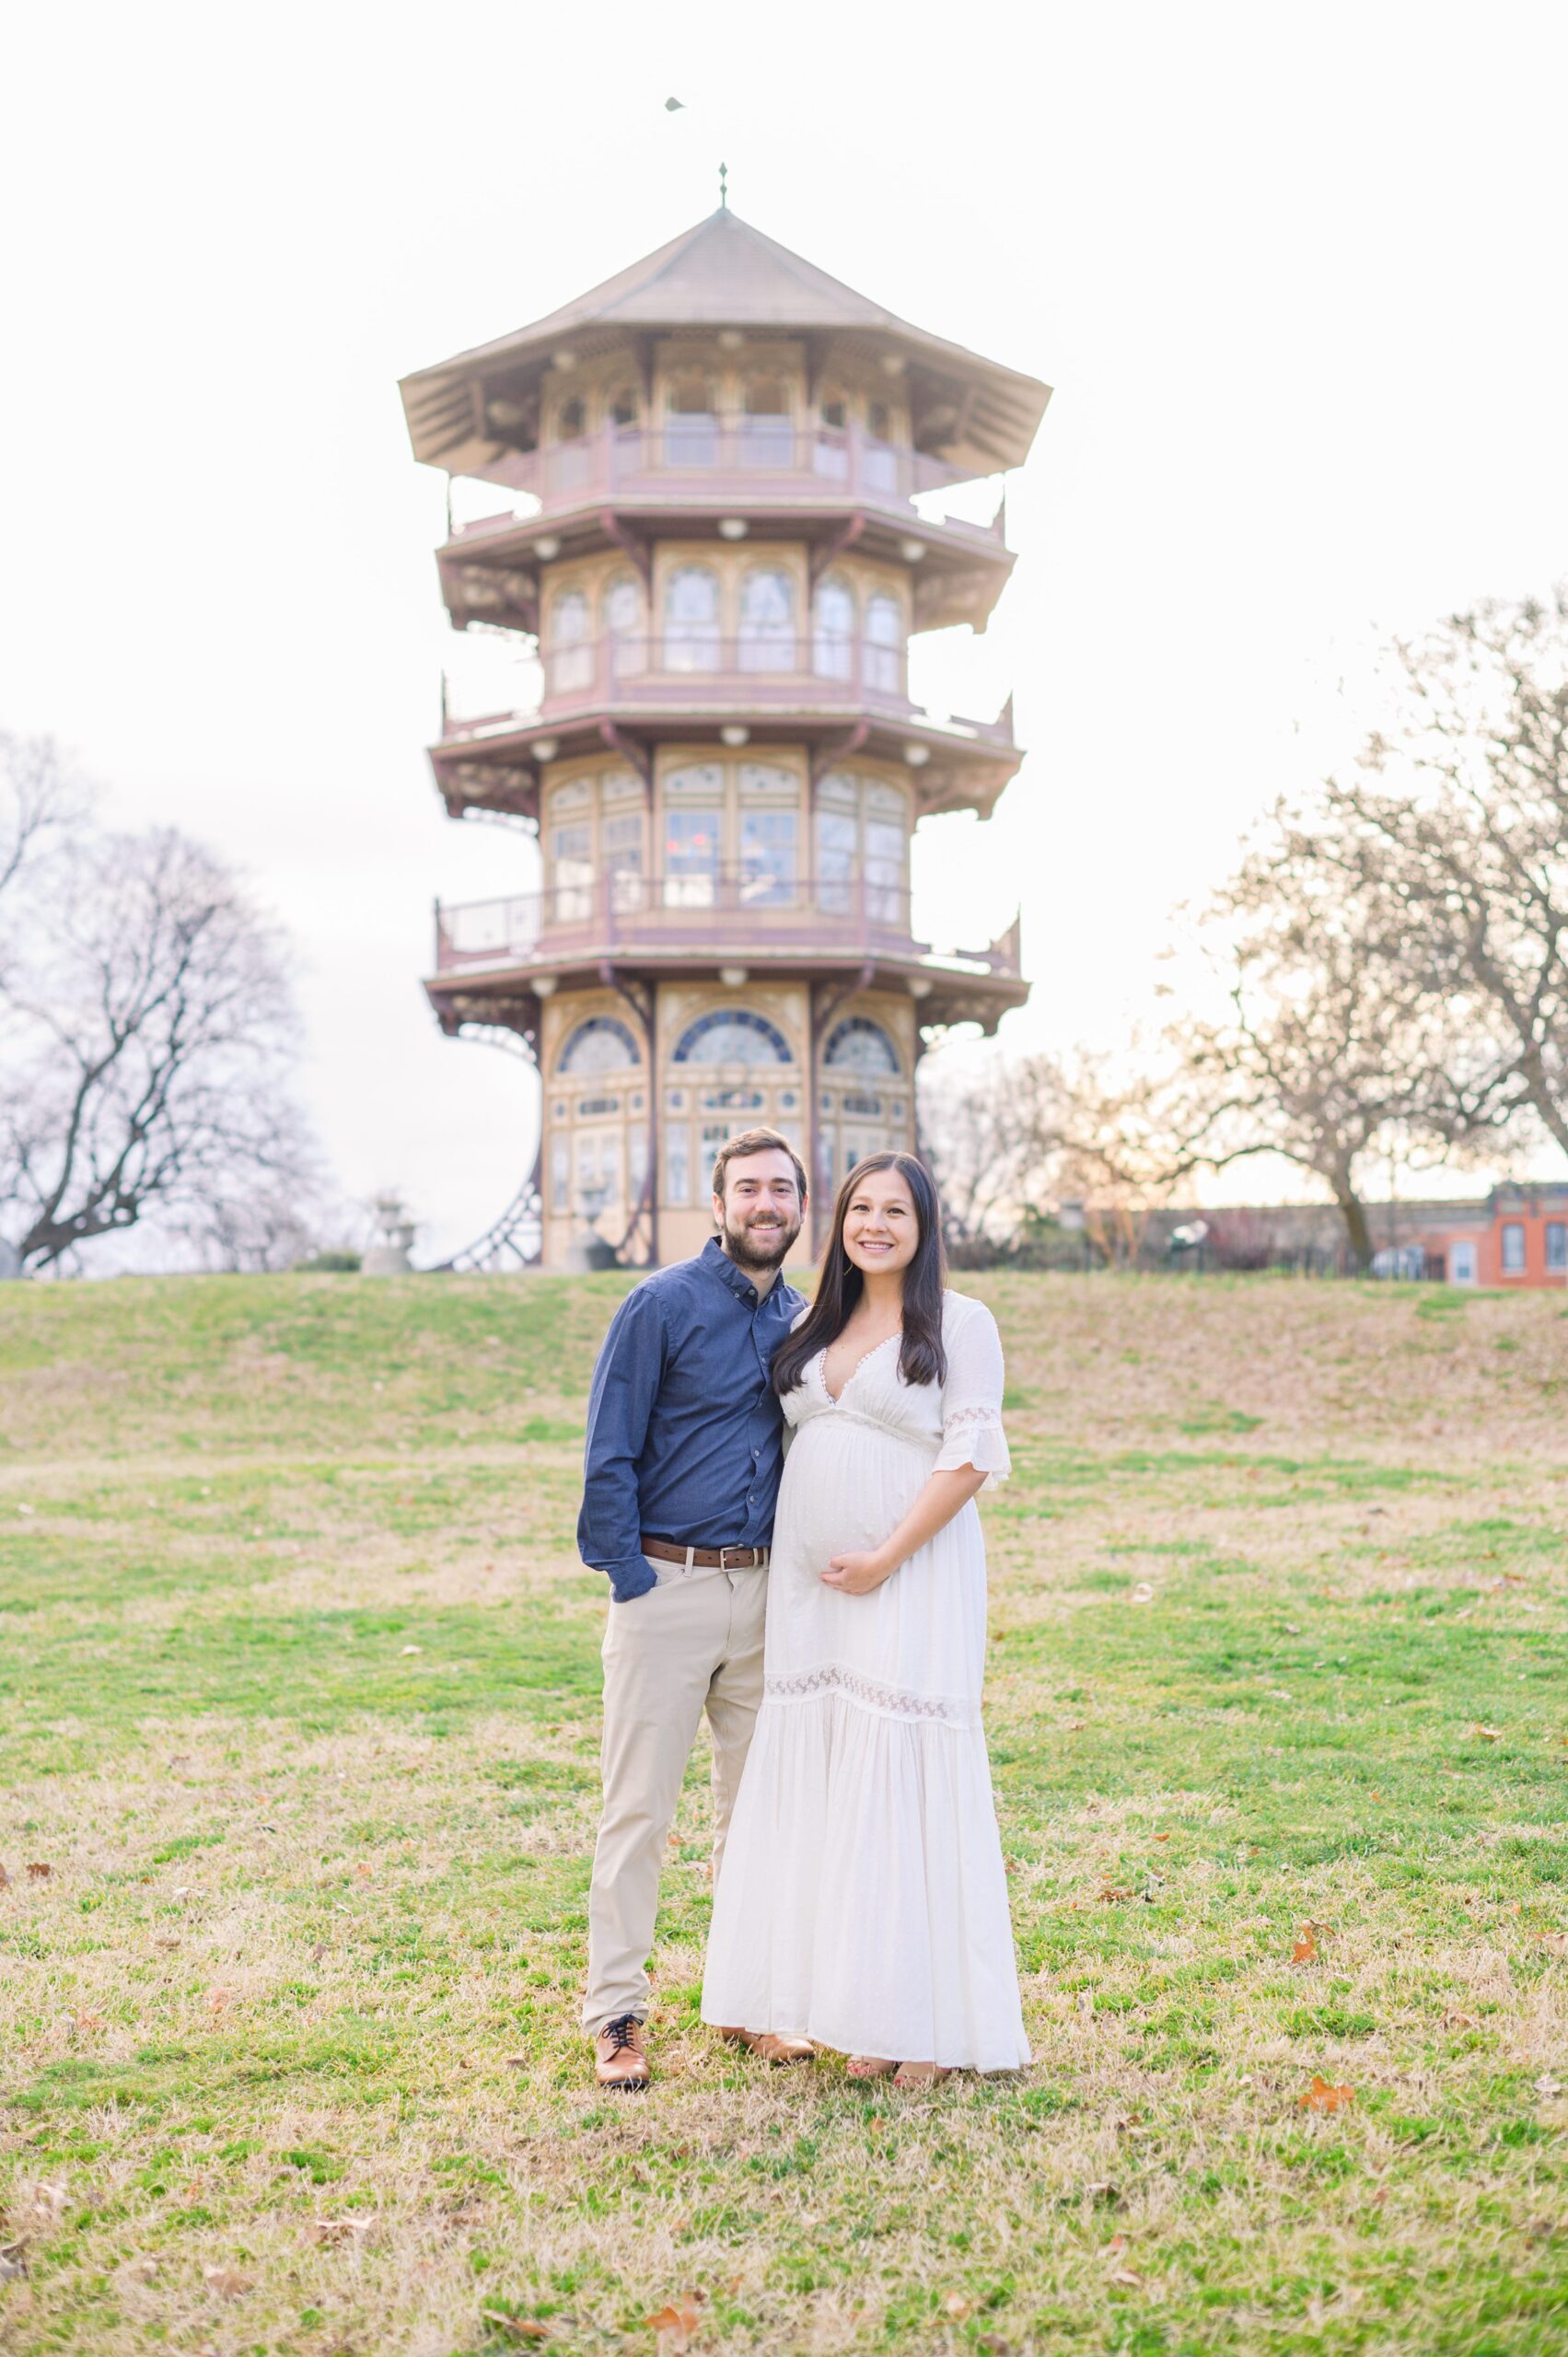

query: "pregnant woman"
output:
702 1152 1029 2084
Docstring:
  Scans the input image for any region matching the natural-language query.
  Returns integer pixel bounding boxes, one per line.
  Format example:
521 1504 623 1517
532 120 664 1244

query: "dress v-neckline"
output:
817 1329 901 1406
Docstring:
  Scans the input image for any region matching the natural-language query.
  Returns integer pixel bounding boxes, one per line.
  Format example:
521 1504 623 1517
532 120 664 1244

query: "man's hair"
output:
710 1126 808 1207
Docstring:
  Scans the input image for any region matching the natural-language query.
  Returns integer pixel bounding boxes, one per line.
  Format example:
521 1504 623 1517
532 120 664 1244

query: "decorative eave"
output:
400 208 1051 482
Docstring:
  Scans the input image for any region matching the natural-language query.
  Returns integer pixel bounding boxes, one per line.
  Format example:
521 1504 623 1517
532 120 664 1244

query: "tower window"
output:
665 373 718 467
824 1016 900 1075
865 591 904 697
740 374 793 468
558 1016 641 1074
738 567 795 672
673 1009 793 1065
548 587 592 694
813 577 855 680
663 565 721 671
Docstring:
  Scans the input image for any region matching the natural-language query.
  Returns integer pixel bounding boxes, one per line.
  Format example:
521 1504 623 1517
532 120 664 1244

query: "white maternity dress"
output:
701 1291 1030 2072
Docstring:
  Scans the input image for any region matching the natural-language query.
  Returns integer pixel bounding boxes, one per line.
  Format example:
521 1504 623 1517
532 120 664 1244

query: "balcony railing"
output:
448 422 1005 545
440 634 1015 750
433 869 1022 980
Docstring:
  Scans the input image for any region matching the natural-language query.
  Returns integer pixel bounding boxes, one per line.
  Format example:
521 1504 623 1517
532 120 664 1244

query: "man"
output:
576 1126 814 2090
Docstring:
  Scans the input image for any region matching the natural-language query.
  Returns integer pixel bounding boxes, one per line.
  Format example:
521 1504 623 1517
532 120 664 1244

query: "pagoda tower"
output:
401 205 1049 1269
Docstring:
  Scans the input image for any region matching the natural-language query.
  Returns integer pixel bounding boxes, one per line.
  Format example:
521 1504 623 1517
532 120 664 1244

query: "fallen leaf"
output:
1108 2266 1144 2288
205 1987 232 2014
481 2314 552 2342
1298 2074 1354 2114
26 1863 52 1880
310 1941 331 1963
644 2294 703 2344
1535 2073 1564 2099
1442 2009 1478 2030
400 1643 423 1655
123 2255 158 2281
1473 1724 1503 1742
352 1863 374 1882
504 2053 529 2068
1129 1582 1155 1604
1096 1885 1133 1904
944 2293 972 2318
0 1864 9 1888
1085 2180 1121 2206
73 2010 105 2032
306 2217 375 2246
1152 1831 1170 1842
155 1936 180 1953
16 1503 35 1516
1291 1925 1319 1965
203 2264 253 2298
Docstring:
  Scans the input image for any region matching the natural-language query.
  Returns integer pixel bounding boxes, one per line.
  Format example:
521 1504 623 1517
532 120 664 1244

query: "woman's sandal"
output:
893 2061 953 2090
845 2055 900 2079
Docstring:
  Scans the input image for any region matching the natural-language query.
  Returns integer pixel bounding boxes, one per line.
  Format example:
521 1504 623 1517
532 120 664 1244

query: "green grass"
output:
1 1269 1566 2354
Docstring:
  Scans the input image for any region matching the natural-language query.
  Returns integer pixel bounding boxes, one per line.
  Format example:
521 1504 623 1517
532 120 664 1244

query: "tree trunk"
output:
1331 1180 1375 1272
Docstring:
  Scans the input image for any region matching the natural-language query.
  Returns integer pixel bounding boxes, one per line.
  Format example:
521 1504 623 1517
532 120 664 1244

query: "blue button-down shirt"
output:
577 1238 806 1603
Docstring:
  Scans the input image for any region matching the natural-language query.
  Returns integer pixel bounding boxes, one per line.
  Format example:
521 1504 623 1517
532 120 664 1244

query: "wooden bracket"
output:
810 720 868 791
809 512 865 586
598 719 651 786
598 509 651 585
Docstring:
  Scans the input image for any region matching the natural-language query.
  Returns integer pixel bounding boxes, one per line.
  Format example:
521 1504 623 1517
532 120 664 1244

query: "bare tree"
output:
1305 588 1568 1156
0 732 89 910
920 1044 1072 1251
1 822 319 1272
1160 816 1505 1269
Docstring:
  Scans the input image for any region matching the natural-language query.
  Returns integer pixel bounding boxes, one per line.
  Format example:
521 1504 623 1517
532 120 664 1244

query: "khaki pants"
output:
582 1560 768 2034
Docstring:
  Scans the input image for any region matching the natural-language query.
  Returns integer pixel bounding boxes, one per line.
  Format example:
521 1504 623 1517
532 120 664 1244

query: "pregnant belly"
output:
776 1415 934 1571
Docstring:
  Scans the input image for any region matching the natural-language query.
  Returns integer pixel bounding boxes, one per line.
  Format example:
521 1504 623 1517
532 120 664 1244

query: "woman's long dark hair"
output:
772 1152 948 1397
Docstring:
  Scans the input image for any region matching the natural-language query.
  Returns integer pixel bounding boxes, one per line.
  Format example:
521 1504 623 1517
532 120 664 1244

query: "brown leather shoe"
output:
719 2026 815 2065
594 2013 650 2091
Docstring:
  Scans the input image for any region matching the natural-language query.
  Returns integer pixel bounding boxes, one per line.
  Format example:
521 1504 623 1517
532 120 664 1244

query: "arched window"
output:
548 587 592 695
608 386 639 430
673 1009 793 1066
663 565 720 672
738 567 795 672
661 761 724 908
738 762 797 906
864 591 903 697
813 576 855 680
604 574 642 679
740 373 793 468
600 768 646 916
557 395 587 442
665 372 718 468
864 779 909 925
559 1016 641 1074
825 1016 900 1074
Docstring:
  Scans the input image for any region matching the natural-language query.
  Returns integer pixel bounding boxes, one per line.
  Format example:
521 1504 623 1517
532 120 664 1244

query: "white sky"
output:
6 1 1567 1260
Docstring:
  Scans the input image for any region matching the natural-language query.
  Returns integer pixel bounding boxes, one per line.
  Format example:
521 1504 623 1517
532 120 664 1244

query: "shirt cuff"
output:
599 1555 658 1603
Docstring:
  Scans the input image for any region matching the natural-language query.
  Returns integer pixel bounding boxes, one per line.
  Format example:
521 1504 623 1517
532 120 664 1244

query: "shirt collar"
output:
701 1233 774 1308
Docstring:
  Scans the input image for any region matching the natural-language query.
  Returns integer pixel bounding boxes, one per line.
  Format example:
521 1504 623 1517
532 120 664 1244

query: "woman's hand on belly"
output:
819 1548 897 1596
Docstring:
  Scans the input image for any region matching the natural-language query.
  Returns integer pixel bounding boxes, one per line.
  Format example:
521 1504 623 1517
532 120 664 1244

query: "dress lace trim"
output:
935 1403 1011 1486
812 1332 902 1406
764 1661 977 1728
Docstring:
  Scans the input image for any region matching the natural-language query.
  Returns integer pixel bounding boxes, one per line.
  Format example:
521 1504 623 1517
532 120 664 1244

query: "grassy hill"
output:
1 1271 1565 2355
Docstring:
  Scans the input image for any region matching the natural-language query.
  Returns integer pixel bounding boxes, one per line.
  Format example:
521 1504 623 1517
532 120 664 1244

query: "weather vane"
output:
719 160 728 210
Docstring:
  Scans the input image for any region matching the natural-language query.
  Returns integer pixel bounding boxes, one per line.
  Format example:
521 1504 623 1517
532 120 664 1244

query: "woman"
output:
702 1153 1029 2084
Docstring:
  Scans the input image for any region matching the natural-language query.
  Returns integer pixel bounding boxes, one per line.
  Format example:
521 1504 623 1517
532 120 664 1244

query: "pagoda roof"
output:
401 208 1050 479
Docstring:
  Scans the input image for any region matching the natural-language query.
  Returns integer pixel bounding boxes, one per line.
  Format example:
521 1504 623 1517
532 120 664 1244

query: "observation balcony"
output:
431 869 1023 989
440 635 1015 754
448 421 1007 547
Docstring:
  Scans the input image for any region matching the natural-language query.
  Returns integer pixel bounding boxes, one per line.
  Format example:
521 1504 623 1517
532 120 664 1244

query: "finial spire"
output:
718 161 728 210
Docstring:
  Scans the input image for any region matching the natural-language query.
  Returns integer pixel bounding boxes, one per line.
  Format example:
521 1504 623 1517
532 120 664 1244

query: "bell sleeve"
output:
934 1299 1012 1489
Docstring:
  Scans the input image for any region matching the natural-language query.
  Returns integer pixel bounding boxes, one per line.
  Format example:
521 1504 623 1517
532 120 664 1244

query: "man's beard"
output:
720 1205 803 1271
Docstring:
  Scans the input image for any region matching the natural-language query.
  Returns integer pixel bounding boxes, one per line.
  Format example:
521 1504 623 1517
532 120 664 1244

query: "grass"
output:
1 1267 1565 2355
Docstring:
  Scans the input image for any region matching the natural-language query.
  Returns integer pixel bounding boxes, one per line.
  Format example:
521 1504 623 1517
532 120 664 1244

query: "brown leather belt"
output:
642 1536 770 1570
